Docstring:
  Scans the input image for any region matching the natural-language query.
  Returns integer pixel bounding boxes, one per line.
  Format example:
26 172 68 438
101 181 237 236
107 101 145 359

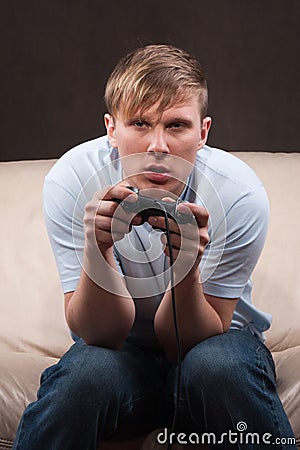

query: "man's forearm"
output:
66 247 135 349
154 269 223 362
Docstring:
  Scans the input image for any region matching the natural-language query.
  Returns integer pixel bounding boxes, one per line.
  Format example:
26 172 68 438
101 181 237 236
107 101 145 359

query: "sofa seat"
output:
272 346 300 435
0 352 58 449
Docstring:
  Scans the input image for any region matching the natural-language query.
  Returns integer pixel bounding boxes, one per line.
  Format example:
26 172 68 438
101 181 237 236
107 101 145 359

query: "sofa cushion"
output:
0 160 73 358
0 351 58 447
232 152 300 352
273 346 300 447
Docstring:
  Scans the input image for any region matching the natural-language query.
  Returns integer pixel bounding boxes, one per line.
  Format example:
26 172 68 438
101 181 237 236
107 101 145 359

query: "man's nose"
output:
147 129 169 155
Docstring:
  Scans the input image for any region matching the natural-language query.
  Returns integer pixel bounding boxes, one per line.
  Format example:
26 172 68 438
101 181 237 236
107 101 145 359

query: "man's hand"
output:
83 182 142 254
148 200 210 276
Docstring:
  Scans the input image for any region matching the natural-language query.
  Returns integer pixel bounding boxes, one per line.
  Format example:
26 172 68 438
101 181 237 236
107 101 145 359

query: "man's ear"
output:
104 113 118 148
198 116 212 149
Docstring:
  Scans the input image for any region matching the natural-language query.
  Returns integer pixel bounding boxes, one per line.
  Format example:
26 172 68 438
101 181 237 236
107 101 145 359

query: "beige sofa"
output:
0 152 299 449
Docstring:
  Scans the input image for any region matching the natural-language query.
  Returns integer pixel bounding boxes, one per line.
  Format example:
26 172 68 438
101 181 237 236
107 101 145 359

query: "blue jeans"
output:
13 330 296 449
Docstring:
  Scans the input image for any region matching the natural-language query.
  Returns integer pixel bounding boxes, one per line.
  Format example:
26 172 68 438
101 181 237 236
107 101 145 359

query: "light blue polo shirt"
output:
43 135 271 349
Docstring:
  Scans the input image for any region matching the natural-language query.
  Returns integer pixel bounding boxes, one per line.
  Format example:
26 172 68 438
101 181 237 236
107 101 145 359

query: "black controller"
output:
116 186 194 224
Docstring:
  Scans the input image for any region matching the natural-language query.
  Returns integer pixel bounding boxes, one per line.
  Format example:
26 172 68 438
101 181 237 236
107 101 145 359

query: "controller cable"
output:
157 202 182 450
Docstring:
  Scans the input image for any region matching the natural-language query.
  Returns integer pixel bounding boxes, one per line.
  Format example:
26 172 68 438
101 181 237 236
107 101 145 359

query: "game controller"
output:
116 186 194 224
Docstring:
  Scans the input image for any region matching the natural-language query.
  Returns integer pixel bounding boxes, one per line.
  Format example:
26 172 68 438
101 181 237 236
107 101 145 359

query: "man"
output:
13 44 296 449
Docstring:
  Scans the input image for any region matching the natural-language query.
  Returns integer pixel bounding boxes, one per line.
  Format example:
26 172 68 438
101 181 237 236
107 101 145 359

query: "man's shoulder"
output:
52 135 110 168
45 135 114 184
197 145 263 190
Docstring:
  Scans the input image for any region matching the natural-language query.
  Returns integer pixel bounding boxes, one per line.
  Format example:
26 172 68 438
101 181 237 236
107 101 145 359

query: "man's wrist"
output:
174 265 200 288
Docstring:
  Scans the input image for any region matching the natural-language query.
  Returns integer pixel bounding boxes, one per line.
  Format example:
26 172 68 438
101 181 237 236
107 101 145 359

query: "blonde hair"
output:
105 44 208 120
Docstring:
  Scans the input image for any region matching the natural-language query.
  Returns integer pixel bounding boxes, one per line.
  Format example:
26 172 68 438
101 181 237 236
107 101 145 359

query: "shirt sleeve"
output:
201 184 270 299
43 177 84 293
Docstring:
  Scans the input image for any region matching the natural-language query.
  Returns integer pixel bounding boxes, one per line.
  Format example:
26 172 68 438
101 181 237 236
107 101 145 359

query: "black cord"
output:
158 205 182 450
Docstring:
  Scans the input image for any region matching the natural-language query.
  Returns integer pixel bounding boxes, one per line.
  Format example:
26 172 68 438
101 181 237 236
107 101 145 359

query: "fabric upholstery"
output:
0 153 299 449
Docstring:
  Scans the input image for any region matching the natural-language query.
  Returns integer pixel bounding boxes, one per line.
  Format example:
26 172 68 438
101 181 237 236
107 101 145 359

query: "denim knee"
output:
182 329 276 393
13 339 170 449
40 339 135 410
13 340 145 448
176 330 296 446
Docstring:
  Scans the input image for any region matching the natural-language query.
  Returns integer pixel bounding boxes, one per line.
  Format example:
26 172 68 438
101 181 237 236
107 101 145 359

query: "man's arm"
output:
154 269 238 362
64 252 135 350
64 183 141 349
152 201 238 362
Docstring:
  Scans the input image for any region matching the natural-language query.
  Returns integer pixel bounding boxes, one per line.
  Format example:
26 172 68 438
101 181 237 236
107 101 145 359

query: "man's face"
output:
105 96 211 196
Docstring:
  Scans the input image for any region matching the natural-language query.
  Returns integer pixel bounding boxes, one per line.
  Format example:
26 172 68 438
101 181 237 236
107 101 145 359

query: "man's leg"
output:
13 339 170 450
166 330 296 449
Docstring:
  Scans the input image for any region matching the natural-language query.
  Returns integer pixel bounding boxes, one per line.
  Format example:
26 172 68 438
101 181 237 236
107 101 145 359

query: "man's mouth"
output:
143 165 171 184
145 165 170 174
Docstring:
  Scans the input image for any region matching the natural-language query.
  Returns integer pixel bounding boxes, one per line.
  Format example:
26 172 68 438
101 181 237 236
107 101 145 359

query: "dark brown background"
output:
1 0 299 161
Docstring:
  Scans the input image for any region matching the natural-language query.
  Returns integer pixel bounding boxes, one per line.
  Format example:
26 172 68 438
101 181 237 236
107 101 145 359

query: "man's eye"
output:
133 121 146 128
169 123 184 129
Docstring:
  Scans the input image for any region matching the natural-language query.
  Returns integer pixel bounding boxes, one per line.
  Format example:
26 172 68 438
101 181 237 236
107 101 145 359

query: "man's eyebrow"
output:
166 116 192 122
125 115 151 123
165 117 194 126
